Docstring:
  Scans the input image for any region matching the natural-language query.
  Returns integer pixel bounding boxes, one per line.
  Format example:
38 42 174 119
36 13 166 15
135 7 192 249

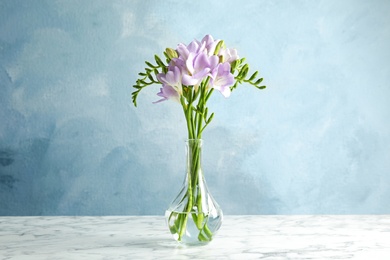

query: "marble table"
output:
1 215 390 259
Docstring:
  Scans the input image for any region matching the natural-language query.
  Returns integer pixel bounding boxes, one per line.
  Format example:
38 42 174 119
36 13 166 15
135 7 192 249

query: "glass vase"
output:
165 139 223 246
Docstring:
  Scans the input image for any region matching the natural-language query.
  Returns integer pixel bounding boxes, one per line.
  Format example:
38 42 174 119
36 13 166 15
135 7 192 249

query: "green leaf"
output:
206 113 214 124
147 74 155 82
255 78 263 85
131 90 140 107
145 61 157 68
249 71 258 81
230 81 238 91
138 79 149 85
154 55 165 67
237 64 249 78
230 59 240 73
205 88 214 102
241 66 249 78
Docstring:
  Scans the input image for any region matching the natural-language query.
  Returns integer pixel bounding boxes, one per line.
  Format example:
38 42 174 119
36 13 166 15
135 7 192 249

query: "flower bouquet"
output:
132 35 266 245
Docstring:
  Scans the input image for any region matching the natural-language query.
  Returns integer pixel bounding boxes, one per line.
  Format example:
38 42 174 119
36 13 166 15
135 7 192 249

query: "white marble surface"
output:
1 215 390 259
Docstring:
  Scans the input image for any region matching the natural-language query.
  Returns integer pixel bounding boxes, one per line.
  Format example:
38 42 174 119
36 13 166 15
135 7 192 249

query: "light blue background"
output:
1 0 389 215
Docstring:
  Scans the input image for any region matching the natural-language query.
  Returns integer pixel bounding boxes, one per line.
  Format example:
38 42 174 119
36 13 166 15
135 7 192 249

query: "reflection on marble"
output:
0 215 390 259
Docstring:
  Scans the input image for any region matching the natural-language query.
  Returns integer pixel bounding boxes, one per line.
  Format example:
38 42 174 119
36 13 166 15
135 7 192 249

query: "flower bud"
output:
213 40 224 55
165 48 178 59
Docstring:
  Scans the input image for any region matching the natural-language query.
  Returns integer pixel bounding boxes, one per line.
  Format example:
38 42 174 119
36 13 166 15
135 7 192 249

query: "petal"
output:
202 35 219 55
209 55 219 70
217 73 234 87
219 62 231 73
211 81 232 98
165 71 175 85
157 73 169 85
186 52 196 74
173 66 181 85
201 34 214 45
220 86 231 98
192 68 210 80
193 53 210 71
176 43 189 59
187 40 200 53
153 85 180 103
182 74 200 86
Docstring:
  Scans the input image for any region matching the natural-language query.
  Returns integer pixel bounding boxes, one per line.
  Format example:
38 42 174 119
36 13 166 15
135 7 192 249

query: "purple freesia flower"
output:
155 66 182 103
154 34 239 103
157 66 183 95
219 47 239 64
201 34 220 56
153 85 180 103
176 34 217 59
176 40 204 61
172 35 224 87
209 62 234 98
182 52 219 86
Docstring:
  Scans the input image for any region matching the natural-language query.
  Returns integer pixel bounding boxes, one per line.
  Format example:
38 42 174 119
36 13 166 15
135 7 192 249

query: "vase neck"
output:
186 139 203 181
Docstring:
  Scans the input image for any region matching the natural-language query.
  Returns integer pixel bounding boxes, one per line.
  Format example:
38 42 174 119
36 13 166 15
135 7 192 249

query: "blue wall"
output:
1 0 389 215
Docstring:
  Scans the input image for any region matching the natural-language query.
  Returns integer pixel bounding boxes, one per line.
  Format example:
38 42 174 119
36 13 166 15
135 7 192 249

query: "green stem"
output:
176 77 215 242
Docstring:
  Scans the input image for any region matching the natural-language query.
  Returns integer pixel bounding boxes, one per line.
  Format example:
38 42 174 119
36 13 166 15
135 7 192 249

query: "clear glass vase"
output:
165 139 223 246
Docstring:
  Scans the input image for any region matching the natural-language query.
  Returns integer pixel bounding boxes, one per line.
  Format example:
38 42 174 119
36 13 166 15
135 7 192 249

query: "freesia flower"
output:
153 85 180 103
154 65 183 103
133 33 266 135
218 47 239 64
210 62 235 98
176 40 204 61
157 66 183 95
200 34 220 56
182 52 219 86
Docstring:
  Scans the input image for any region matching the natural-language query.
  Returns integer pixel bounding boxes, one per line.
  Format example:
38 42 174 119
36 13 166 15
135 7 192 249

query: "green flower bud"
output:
213 40 224 55
165 48 178 59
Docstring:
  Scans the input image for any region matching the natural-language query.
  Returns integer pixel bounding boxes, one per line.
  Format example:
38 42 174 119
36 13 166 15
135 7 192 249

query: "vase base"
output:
165 210 223 245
